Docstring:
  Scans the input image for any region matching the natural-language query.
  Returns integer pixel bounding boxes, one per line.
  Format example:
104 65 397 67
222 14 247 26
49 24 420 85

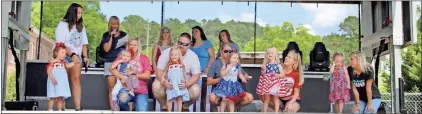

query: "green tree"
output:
242 22 322 65
401 31 421 92
31 1 108 61
323 16 360 65
379 60 391 93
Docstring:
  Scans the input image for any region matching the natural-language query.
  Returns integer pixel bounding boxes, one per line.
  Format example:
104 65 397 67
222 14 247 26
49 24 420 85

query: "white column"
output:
391 1 403 113
18 50 27 101
1 1 11 109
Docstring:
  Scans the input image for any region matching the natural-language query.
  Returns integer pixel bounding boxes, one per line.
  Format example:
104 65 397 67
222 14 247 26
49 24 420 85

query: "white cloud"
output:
303 24 317 35
219 12 267 26
301 3 351 28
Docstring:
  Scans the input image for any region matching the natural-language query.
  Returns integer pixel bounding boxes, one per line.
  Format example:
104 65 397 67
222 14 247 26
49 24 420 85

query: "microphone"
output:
110 29 117 38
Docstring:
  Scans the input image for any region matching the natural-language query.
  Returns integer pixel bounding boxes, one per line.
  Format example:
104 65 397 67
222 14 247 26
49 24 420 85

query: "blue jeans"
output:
117 89 149 111
64 55 82 64
353 99 381 113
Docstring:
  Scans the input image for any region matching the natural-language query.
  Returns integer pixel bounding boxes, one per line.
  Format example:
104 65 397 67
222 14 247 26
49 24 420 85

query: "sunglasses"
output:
178 41 190 47
223 49 237 53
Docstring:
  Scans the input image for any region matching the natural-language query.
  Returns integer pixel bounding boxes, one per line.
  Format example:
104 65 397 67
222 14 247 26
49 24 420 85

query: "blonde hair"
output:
119 50 131 57
349 51 372 73
263 47 280 65
127 38 138 46
108 16 120 33
220 43 232 51
168 46 183 65
157 27 174 46
126 38 140 55
287 50 304 85
333 52 345 64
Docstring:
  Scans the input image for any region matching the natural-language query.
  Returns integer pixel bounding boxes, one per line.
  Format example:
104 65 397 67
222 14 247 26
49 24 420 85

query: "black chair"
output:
309 42 330 72
282 42 303 63
96 46 105 68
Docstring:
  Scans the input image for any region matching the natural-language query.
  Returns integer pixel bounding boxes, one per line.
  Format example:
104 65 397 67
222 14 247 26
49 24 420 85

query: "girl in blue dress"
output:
212 52 247 112
46 43 73 111
161 47 190 112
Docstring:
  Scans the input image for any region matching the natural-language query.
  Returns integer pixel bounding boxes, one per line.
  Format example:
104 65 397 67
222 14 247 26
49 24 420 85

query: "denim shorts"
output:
281 99 301 108
64 55 82 64
104 62 113 77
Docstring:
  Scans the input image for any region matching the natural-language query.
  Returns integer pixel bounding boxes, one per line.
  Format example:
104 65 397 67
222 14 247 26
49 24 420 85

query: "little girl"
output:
329 52 351 113
162 47 190 112
110 50 139 111
212 52 247 112
256 47 284 112
46 42 73 111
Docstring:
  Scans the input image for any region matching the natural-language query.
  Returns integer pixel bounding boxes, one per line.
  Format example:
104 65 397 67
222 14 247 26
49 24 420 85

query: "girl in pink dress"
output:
329 52 351 113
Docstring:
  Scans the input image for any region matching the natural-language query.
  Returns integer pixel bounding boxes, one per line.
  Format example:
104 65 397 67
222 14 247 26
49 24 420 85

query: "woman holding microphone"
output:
99 16 129 111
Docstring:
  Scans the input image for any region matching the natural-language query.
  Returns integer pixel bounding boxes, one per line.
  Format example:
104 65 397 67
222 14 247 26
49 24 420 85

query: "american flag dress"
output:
256 63 281 95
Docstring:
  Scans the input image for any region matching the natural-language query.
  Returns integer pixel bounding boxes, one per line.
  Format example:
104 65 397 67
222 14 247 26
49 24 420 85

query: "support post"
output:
391 1 404 113
358 3 362 51
253 1 257 64
18 50 27 101
1 1 11 109
161 1 164 27
1 36 8 110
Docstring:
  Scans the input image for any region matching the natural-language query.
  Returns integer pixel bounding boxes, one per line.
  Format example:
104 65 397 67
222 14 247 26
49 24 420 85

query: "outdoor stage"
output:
21 61 335 113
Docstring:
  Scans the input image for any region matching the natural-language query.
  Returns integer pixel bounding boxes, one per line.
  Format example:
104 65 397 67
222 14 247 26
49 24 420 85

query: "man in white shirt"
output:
153 32 201 111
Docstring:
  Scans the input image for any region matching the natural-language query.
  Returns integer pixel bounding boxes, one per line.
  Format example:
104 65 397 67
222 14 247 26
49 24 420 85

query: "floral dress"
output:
329 67 351 103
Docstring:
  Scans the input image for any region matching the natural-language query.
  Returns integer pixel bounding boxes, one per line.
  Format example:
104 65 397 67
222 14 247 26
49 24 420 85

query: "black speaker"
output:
5 100 39 110
25 61 48 97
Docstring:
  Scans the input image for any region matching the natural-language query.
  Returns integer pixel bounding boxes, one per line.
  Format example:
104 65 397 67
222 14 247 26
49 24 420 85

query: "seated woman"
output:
109 39 152 111
207 43 253 112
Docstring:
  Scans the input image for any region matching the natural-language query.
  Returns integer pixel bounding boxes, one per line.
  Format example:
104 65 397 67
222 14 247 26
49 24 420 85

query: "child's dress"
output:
329 67 351 103
212 64 246 101
166 63 190 102
111 61 140 111
256 62 281 95
46 61 71 99
118 62 139 91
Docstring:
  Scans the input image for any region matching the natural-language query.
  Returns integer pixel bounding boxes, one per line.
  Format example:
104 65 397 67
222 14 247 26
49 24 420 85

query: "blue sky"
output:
100 1 360 36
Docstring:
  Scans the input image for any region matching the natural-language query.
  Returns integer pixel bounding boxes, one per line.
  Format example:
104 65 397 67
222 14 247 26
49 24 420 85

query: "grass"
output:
5 72 16 101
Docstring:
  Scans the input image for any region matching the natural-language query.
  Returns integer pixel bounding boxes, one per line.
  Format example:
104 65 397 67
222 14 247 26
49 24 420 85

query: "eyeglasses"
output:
223 49 237 53
178 41 190 47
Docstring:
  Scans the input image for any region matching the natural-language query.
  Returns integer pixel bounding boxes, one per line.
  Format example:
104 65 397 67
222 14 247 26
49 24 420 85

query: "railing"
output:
381 93 422 114
330 93 422 113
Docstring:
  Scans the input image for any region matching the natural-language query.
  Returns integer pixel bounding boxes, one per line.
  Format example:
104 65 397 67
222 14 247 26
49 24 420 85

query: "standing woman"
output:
216 30 240 59
190 26 215 111
348 51 382 113
100 16 128 110
190 26 215 74
54 3 88 111
152 27 173 71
